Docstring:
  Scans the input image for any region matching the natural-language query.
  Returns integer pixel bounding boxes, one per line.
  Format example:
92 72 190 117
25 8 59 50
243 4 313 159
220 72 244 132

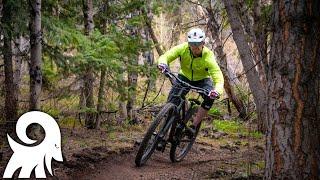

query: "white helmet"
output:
187 28 205 43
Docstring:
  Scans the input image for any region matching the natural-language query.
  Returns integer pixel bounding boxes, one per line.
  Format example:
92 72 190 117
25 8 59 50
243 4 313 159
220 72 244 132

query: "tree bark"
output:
82 0 95 128
95 3 109 129
118 101 127 124
251 1 269 131
238 0 268 88
83 0 94 36
127 64 138 120
252 0 268 86
265 1 320 179
83 68 95 128
223 0 267 130
2 0 18 131
118 72 127 123
29 0 42 111
29 0 42 110
206 6 247 119
0 0 2 18
28 0 43 140
95 68 106 129
13 36 26 110
78 77 86 120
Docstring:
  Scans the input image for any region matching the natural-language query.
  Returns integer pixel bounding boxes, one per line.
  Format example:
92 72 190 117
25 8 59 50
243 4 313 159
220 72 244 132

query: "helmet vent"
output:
187 28 205 42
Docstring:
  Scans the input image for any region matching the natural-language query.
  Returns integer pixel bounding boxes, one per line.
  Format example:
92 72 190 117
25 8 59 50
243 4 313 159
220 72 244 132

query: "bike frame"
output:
160 71 209 146
165 71 209 124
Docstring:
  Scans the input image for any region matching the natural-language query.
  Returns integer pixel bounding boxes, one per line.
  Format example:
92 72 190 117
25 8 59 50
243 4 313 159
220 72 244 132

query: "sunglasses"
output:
189 42 203 47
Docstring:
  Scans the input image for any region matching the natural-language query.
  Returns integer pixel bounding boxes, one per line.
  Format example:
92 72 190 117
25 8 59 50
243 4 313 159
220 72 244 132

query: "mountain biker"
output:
157 28 224 137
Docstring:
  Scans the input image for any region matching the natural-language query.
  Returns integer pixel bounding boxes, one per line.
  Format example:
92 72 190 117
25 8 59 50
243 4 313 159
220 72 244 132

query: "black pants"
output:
167 74 214 110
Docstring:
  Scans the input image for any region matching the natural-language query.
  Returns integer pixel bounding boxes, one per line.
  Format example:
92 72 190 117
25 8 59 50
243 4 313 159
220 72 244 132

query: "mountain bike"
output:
135 70 213 167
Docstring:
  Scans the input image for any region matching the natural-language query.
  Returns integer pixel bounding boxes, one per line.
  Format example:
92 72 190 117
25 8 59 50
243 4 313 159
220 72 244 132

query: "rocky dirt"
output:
0 126 264 180
66 141 263 180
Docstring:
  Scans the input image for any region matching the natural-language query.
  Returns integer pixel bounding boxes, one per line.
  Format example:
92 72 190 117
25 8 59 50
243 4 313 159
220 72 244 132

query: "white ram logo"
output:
3 111 63 178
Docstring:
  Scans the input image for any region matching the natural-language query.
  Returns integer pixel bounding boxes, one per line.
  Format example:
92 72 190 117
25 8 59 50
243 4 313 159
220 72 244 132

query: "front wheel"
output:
170 106 200 162
135 103 176 167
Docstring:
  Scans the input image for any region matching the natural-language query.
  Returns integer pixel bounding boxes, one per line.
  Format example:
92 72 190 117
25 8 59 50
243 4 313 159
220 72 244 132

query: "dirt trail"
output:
0 128 264 179
69 141 263 180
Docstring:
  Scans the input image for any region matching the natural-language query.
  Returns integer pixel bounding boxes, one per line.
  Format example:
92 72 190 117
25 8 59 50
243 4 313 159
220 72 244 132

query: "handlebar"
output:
163 70 211 97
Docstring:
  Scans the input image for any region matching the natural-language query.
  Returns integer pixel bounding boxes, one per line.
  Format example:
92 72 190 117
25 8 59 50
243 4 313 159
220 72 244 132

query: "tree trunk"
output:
252 0 268 87
237 0 269 129
95 68 106 129
206 6 247 119
118 101 127 124
29 0 42 111
83 0 94 36
127 60 138 120
144 9 164 56
223 0 267 131
78 77 86 120
0 0 2 18
126 14 139 121
237 0 269 88
251 1 269 131
82 0 95 129
28 0 43 140
168 0 182 48
83 68 95 128
95 3 109 129
118 72 127 123
13 36 26 111
265 1 320 179
2 0 18 131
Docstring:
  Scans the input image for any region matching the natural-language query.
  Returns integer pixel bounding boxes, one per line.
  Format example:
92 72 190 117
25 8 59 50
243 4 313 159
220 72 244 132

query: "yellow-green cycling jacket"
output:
158 42 224 95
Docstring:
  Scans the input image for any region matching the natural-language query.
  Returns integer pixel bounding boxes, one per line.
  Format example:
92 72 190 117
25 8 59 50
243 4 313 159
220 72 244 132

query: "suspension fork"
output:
158 106 178 141
168 101 188 144
154 107 177 152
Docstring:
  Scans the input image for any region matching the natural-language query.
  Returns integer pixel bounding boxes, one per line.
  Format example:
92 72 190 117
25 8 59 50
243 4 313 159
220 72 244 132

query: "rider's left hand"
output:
208 89 220 99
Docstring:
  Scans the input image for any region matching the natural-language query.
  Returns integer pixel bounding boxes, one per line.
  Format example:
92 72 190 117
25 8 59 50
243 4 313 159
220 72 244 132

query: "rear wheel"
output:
170 105 200 162
135 103 176 167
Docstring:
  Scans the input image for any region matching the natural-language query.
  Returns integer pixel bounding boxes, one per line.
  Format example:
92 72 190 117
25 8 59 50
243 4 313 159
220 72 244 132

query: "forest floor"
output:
0 118 265 179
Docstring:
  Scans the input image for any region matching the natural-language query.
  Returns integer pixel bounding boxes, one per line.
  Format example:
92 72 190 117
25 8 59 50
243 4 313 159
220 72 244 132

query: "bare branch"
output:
222 32 233 48
180 18 206 27
231 58 264 81
185 0 202 6
140 76 166 109
182 23 207 30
